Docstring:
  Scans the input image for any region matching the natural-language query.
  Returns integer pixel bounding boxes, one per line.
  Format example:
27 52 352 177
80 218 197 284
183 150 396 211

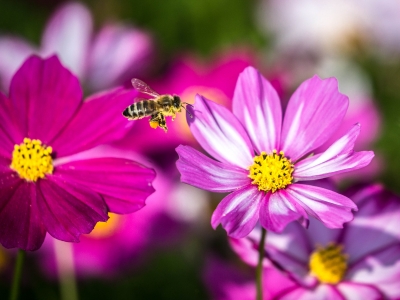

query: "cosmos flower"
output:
0 55 155 251
0 2 152 92
227 184 400 299
176 66 374 238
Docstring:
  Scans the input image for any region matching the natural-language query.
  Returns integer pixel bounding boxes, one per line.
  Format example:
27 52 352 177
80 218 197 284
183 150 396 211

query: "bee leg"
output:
149 113 161 129
158 114 168 132
149 112 168 132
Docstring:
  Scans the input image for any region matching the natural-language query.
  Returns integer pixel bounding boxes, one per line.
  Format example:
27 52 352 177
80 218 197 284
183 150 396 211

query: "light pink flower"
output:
0 2 152 91
260 0 400 56
176 66 374 238
228 184 400 299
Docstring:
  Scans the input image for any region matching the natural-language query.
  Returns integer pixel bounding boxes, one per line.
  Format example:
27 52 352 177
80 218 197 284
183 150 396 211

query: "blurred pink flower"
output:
114 51 257 156
226 184 400 299
259 0 400 57
0 55 155 251
176 66 374 238
0 2 152 92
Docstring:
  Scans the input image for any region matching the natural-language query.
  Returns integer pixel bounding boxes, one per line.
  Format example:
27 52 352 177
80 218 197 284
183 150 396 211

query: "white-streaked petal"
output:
280 75 348 161
211 185 263 238
294 124 374 181
176 145 249 192
188 94 254 169
232 66 282 153
286 184 356 229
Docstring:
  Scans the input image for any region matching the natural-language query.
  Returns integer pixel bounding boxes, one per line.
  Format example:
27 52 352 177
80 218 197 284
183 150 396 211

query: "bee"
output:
122 78 193 132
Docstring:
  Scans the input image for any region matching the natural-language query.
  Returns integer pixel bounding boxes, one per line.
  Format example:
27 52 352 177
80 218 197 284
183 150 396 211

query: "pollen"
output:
10 138 54 182
248 150 294 193
309 243 348 284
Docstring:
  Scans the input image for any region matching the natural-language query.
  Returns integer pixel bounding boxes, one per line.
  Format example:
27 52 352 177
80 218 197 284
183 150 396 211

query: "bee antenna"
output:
181 103 194 118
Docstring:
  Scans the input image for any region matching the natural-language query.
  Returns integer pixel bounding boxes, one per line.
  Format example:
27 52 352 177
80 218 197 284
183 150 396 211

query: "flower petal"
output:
280 76 349 161
286 184 357 229
232 66 282 153
0 93 22 157
0 37 36 90
0 181 46 251
259 189 309 232
211 185 262 238
187 94 254 169
37 178 108 242
336 283 384 300
9 55 82 144
87 25 152 90
176 145 249 192
347 245 400 299
282 285 345 300
342 185 400 265
294 124 374 181
50 88 137 157
230 224 312 280
41 2 92 78
53 157 155 214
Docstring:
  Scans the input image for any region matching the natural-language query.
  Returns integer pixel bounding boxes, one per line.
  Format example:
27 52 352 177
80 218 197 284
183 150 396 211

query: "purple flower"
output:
176 66 374 238
229 184 400 299
0 2 152 92
0 55 155 251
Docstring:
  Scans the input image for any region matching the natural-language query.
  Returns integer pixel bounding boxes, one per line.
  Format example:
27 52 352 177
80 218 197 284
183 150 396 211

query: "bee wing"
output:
131 78 160 97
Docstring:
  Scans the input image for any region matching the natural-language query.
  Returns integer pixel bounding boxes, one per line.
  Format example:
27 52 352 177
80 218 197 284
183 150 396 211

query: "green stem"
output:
9 249 25 300
256 228 267 300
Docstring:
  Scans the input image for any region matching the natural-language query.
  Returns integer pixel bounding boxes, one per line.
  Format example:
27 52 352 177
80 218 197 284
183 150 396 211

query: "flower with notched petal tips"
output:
0 55 155 251
176 66 374 238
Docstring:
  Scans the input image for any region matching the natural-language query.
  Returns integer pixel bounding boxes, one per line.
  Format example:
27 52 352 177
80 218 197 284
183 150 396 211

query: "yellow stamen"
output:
248 150 294 193
10 138 53 182
309 243 348 284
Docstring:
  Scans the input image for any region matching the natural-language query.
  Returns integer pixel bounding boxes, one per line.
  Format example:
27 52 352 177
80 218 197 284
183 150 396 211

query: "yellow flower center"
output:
309 243 348 284
248 150 294 193
10 138 53 182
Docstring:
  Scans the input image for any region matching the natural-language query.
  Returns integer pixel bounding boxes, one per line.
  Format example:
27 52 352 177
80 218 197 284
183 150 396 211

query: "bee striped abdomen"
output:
123 100 157 120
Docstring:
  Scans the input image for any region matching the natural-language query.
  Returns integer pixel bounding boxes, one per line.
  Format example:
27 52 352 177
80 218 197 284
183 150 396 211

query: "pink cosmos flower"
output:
0 55 155 251
176 66 374 238
0 2 152 92
260 0 400 57
227 184 400 299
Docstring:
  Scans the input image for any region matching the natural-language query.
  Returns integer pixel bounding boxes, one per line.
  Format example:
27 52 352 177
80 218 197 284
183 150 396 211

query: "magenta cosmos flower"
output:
0 55 155 251
0 2 152 92
228 184 400 299
176 66 374 238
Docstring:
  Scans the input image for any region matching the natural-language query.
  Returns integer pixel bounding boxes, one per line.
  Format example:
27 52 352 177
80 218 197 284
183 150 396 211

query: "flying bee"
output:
122 78 193 132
